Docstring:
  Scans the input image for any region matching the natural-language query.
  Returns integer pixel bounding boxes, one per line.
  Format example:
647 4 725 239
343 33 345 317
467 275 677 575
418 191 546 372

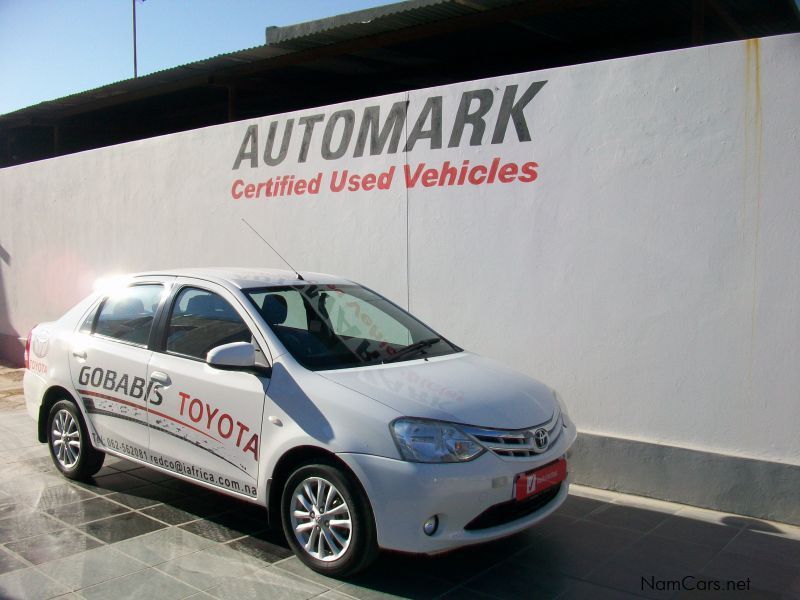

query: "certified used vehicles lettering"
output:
230 82 546 200
178 391 259 460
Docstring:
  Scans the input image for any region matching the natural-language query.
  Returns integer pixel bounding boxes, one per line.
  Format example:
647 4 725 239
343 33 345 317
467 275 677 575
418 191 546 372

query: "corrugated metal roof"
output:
0 43 291 123
265 0 524 49
2 0 797 167
1 0 535 124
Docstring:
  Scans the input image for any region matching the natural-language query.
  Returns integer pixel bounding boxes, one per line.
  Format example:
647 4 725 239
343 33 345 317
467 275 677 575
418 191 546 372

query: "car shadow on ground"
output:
63 457 800 599
1 412 799 600
0 357 797 600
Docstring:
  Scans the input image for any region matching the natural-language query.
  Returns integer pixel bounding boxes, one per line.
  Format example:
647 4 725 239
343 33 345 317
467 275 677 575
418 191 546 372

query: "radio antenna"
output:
241 218 304 281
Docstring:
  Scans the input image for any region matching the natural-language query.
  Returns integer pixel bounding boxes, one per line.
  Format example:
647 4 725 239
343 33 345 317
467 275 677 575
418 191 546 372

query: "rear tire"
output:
281 462 378 577
47 399 105 481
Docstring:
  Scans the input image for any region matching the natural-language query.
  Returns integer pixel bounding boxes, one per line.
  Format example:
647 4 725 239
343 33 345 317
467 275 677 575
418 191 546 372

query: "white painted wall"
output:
1 34 798 465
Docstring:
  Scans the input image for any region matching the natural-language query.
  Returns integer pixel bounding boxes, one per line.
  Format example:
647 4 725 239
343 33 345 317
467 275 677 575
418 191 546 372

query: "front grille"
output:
464 483 562 530
462 409 563 458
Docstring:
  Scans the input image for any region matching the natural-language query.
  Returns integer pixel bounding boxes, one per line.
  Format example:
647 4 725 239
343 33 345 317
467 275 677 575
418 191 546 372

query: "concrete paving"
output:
0 365 798 599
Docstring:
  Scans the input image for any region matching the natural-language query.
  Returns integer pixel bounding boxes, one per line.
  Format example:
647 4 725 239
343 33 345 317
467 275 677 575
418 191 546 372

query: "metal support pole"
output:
132 0 138 78
692 0 705 45
52 124 60 157
227 85 236 122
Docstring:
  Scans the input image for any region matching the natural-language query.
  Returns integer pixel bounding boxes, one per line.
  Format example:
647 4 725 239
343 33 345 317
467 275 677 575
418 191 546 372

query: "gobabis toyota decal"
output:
76 365 257 478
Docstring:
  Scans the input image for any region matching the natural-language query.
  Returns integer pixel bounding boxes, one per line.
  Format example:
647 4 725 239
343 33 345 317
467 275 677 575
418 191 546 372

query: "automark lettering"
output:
232 81 546 169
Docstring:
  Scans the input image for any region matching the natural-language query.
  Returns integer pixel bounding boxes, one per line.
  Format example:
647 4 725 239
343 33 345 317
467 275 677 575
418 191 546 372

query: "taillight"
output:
24 328 35 369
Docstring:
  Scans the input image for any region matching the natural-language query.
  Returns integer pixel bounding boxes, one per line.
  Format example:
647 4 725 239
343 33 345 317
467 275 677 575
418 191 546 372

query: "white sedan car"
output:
24 268 576 576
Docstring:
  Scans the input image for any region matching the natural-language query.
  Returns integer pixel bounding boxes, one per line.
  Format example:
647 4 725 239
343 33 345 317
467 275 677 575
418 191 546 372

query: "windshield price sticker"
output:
514 457 567 501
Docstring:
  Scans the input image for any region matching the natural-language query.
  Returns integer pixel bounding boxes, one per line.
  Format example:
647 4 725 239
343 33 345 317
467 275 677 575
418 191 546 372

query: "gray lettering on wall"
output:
491 81 546 144
404 96 443 152
232 125 258 170
297 114 324 163
354 101 408 158
264 119 294 166
230 81 547 169
322 110 355 160
449 89 494 148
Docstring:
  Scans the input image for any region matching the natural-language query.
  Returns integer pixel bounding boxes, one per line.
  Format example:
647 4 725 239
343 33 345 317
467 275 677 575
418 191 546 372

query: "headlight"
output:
390 418 485 463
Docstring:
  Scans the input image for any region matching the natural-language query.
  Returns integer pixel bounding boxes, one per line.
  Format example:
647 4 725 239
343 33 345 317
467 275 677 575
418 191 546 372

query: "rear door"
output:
68 279 172 458
145 279 269 498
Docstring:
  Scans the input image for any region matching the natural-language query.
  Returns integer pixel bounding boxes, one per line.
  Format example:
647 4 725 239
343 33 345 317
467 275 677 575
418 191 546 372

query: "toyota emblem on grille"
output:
533 428 549 451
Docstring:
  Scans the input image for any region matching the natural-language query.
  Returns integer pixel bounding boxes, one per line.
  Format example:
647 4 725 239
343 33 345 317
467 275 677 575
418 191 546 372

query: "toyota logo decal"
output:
32 332 50 358
533 428 549 451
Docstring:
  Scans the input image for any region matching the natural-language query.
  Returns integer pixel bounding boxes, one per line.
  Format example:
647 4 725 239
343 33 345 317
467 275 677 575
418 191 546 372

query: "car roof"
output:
130 267 353 290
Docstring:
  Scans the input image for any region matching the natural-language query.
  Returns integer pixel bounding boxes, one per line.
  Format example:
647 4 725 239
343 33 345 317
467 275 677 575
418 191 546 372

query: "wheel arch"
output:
37 385 78 443
267 444 371 528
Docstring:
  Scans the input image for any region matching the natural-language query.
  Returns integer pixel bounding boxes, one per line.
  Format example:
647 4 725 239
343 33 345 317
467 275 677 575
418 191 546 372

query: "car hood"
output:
318 352 555 429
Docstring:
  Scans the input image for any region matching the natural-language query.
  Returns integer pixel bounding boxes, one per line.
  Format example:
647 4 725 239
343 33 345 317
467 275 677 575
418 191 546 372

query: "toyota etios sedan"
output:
24 268 576 575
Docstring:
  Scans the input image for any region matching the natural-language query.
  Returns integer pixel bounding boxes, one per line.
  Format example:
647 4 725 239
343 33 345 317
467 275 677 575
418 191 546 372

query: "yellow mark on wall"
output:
744 38 763 175
743 38 763 391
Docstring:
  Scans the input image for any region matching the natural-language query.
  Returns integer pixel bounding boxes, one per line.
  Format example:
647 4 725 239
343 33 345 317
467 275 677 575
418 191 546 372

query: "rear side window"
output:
166 287 251 360
94 284 164 346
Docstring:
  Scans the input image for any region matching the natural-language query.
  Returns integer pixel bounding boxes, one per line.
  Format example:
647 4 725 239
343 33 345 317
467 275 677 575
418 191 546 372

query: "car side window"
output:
94 284 164 346
166 287 252 360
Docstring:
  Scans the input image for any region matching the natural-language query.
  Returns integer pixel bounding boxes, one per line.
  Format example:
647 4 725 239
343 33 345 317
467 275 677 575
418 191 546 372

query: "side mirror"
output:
207 342 257 369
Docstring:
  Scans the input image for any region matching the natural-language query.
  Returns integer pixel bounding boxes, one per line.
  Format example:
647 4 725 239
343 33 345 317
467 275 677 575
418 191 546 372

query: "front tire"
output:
281 462 378 577
47 399 105 481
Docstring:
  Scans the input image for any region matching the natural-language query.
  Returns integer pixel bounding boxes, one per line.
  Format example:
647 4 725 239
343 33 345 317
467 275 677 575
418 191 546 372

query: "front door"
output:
68 282 168 459
145 282 268 498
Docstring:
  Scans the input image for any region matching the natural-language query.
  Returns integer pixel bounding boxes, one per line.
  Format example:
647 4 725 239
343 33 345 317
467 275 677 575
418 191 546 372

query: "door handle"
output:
72 349 87 360
150 371 172 386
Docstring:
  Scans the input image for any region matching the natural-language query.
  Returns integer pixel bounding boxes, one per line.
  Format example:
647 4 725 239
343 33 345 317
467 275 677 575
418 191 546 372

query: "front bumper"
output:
338 418 577 554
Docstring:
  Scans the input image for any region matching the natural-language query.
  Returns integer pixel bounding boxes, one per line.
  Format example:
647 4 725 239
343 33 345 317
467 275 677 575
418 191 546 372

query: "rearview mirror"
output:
207 342 256 369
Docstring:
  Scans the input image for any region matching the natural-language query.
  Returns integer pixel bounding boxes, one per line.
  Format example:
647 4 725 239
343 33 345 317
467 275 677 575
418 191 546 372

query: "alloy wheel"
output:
289 476 353 561
51 408 81 469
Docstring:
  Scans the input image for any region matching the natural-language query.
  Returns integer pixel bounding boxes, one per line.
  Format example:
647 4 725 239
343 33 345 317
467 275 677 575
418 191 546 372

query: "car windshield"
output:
244 283 460 370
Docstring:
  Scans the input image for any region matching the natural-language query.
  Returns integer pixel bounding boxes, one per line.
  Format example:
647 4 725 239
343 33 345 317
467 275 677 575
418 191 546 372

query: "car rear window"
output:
94 284 164 346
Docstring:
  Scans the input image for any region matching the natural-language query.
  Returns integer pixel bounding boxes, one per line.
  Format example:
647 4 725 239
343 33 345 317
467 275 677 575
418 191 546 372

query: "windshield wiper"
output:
384 337 441 363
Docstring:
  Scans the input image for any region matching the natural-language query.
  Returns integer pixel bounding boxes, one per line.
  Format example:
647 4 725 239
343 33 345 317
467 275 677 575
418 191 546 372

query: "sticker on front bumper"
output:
514 457 567 501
